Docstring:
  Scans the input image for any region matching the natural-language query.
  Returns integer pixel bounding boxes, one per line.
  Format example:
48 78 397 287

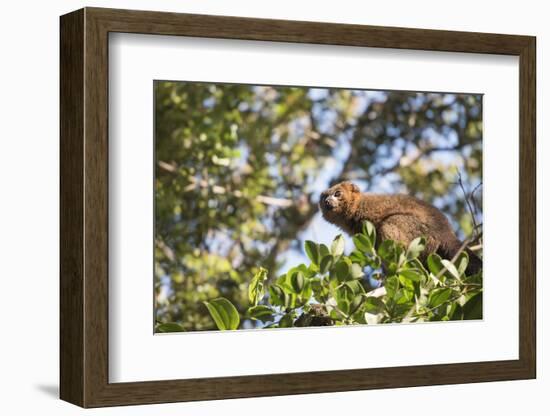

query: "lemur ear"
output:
343 181 360 193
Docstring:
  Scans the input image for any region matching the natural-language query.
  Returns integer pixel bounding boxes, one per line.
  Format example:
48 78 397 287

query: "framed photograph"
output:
60 7 536 408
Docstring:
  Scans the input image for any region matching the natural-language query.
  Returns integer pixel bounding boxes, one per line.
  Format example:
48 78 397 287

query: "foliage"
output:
154 81 482 331
203 298 241 330
198 221 482 330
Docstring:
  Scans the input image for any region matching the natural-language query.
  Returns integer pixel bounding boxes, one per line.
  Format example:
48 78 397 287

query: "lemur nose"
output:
322 195 335 209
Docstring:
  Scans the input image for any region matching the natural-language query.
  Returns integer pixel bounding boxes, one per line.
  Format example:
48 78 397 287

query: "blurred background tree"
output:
154 81 482 331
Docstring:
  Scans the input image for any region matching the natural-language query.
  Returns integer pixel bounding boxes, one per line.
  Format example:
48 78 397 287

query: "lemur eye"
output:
334 191 341 197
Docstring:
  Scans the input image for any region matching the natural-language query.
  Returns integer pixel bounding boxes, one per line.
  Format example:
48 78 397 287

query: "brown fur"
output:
319 182 481 275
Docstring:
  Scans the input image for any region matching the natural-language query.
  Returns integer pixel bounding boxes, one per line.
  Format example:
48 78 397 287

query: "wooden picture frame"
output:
60 7 536 408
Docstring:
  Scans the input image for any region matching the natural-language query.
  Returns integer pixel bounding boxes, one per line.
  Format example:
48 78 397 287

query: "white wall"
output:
0 1 545 414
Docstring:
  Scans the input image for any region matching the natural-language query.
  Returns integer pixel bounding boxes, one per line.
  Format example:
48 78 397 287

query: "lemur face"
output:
319 181 360 219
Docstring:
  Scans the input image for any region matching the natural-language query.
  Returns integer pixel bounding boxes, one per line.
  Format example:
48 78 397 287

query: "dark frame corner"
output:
60 7 536 408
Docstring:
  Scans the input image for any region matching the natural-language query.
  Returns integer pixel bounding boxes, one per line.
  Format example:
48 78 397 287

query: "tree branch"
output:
160 168 294 208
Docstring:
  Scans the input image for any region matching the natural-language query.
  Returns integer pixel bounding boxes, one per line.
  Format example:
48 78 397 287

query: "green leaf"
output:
298 263 317 279
427 254 461 282
427 253 444 275
310 278 329 300
378 240 396 263
319 243 330 259
399 269 423 282
387 262 398 276
447 302 463 320
392 301 414 318
428 288 452 308
345 280 365 295
409 258 429 274
248 267 268 306
454 251 470 276
334 260 351 282
385 276 399 298
353 234 374 254
329 308 341 321
339 300 351 316
305 240 320 265
463 292 483 320
398 274 415 292
290 271 305 293
203 298 240 330
362 220 377 247
406 237 426 260
349 295 364 315
331 234 345 257
350 263 364 279
349 250 367 266
156 322 185 333
464 269 483 284
363 296 385 314
278 313 294 328
299 280 313 304
365 255 382 270
441 260 460 280
395 288 414 305
305 240 321 265
284 292 296 309
247 305 274 322
335 283 354 315
350 309 367 325
269 284 285 306
319 255 334 274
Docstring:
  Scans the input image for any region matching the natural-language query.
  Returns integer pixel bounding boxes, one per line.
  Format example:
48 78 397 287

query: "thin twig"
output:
470 181 483 216
455 169 482 242
456 170 480 239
